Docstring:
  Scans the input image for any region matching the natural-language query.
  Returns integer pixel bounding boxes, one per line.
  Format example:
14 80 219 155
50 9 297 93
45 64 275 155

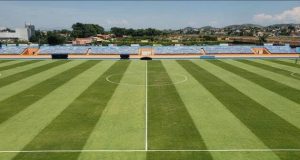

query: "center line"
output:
145 60 148 150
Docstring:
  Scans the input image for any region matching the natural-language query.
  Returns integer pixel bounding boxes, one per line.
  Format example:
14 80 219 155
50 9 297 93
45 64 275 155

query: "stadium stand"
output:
38 46 90 54
0 46 27 54
0 45 298 55
90 46 139 54
154 46 201 54
203 46 253 54
265 46 296 54
295 47 300 53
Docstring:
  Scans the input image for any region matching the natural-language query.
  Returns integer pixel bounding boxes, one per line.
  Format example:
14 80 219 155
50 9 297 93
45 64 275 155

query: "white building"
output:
0 23 35 41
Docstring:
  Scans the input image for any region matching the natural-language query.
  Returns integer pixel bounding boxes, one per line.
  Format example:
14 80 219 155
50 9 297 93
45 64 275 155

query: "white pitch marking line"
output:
105 72 187 86
145 60 148 151
276 67 300 78
0 149 300 153
290 72 299 78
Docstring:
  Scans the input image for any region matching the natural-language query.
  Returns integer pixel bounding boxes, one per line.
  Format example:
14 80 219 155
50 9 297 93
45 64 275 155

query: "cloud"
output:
253 6 300 24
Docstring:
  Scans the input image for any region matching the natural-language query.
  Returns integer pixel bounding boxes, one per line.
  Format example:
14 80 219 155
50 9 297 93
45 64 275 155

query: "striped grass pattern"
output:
0 59 299 160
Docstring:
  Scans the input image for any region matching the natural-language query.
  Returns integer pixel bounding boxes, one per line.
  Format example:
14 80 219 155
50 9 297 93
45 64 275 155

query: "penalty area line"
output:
0 149 300 153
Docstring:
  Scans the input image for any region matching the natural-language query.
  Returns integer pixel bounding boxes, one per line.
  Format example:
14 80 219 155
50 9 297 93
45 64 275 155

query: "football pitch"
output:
0 59 299 160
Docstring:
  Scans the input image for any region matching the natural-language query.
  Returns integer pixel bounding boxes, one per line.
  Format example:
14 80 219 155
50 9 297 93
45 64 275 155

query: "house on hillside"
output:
72 36 109 45
72 37 93 45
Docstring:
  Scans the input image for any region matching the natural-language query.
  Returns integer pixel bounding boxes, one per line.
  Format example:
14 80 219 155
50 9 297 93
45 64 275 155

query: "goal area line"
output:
1 149 300 153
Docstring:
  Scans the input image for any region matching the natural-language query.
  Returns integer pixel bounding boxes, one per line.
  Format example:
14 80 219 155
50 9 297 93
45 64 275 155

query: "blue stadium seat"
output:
296 47 300 53
90 46 139 54
265 46 295 54
0 46 27 54
39 46 90 54
203 46 253 54
154 46 201 54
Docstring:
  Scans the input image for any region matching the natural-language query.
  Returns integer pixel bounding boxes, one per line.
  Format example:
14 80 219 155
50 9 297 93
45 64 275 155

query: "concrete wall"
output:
0 25 34 41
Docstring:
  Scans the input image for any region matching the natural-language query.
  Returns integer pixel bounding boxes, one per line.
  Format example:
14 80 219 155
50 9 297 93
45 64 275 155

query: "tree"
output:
0 28 15 32
132 29 144 37
29 30 48 44
47 34 66 45
60 29 71 34
287 26 296 35
14 39 19 46
144 28 162 36
71 23 104 38
125 28 135 36
111 27 126 37
279 28 289 36
202 35 217 41
258 34 267 44
29 35 38 43
110 27 162 37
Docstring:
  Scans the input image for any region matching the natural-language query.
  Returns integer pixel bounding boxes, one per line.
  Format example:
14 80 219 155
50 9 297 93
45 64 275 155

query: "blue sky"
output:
0 1 299 30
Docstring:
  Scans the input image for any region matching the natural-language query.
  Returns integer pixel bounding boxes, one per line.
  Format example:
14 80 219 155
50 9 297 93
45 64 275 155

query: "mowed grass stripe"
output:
0 60 68 88
0 60 40 71
229 60 300 91
178 61 300 160
0 60 98 124
0 61 114 160
214 60 300 104
81 152 145 160
147 61 212 160
198 61 300 131
0 61 82 102
269 59 300 68
0 60 13 64
79 61 146 160
256 60 300 76
0 61 55 79
0 60 20 67
164 60 280 160
80 61 146 150
13 61 130 160
239 60 300 81
148 60 208 150
281 59 300 62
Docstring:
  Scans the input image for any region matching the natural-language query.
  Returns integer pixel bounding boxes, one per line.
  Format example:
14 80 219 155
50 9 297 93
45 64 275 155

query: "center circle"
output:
106 72 188 86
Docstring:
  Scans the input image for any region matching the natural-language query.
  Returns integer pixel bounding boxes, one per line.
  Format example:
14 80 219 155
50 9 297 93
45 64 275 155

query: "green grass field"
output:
0 59 299 160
